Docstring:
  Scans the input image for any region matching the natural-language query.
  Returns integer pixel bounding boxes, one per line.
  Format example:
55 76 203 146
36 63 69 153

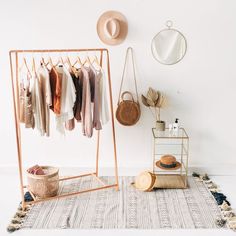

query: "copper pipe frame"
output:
9 48 119 209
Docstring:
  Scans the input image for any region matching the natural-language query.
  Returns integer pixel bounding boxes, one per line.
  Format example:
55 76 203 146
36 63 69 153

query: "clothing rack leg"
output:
10 52 26 209
106 50 119 191
95 51 103 177
95 130 100 177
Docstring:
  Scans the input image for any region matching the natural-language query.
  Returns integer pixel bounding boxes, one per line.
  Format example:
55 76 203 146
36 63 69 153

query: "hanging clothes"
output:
65 118 75 131
97 68 109 125
37 63 51 136
88 66 95 102
24 82 35 129
19 70 35 128
90 64 102 130
19 81 25 123
55 65 76 135
31 72 45 136
49 67 62 115
80 66 93 137
70 67 82 121
18 54 110 137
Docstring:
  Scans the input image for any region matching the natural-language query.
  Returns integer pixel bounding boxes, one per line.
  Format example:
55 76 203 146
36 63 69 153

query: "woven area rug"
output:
21 176 222 229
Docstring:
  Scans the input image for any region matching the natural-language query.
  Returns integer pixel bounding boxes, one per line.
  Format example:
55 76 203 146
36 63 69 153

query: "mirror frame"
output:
151 23 187 65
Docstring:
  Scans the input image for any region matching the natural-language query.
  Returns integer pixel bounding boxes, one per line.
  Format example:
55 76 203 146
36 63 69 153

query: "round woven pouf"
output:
135 171 156 191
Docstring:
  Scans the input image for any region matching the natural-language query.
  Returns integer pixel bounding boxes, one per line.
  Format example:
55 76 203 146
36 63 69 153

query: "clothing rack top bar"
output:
9 48 108 54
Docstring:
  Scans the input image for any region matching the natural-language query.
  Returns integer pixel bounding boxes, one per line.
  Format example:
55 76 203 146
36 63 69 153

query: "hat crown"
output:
160 155 176 165
104 18 120 39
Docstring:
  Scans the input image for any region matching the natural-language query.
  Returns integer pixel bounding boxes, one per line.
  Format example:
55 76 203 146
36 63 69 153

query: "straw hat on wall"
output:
97 11 128 45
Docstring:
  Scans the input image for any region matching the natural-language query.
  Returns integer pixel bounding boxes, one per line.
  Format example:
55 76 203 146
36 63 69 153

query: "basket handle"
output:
121 91 135 102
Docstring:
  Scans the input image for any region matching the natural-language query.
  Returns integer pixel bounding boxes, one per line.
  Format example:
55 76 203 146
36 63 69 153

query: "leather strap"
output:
118 47 139 105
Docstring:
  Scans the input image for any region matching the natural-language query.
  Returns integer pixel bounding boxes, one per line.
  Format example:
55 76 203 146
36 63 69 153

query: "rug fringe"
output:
192 172 236 231
6 192 33 233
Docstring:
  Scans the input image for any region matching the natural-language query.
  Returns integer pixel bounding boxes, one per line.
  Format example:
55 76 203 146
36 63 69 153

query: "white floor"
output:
1 170 236 236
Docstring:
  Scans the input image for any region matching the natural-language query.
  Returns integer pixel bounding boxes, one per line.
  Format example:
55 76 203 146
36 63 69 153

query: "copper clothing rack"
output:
9 48 119 209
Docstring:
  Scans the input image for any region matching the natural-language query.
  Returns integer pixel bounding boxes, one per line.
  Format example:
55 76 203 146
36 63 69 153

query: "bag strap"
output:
118 47 139 105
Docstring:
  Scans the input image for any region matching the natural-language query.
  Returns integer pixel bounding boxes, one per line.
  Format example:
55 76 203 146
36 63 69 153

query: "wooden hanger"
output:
19 59 25 72
41 57 50 69
83 55 92 66
59 56 65 66
66 56 72 68
20 57 32 77
92 55 101 67
67 56 77 74
48 56 60 67
73 56 84 67
32 57 37 75
48 57 54 67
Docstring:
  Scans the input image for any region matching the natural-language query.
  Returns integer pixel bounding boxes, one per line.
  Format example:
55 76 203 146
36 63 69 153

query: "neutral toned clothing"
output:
55 65 76 135
18 61 110 137
19 82 25 123
90 65 102 130
37 64 51 136
88 67 95 102
71 68 82 121
65 118 75 131
99 69 109 125
49 67 62 115
24 88 35 129
81 66 93 137
31 73 45 135
19 71 35 128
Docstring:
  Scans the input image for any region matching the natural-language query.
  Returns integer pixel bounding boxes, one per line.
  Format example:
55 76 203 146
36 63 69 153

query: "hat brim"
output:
156 160 181 170
97 11 128 45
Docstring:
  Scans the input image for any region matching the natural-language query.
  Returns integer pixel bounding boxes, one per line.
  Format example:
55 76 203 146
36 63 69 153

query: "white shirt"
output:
55 65 76 135
99 69 109 125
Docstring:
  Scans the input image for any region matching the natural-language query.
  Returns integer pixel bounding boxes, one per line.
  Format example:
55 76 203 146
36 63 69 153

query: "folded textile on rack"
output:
27 165 45 175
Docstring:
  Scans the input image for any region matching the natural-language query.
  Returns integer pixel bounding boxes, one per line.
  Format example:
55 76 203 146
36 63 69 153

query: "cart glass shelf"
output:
152 127 188 139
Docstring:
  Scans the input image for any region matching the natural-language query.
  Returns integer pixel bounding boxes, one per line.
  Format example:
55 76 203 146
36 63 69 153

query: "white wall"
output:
0 0 236 174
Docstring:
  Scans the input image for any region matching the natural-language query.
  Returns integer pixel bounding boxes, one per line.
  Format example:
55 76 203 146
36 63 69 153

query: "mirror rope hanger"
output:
165 20 173 29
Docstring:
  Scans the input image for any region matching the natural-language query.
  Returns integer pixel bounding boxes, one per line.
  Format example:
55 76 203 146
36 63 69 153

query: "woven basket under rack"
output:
27 166 59 199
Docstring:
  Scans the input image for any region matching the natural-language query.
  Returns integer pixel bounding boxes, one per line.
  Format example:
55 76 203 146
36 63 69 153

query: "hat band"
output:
160 162 176 168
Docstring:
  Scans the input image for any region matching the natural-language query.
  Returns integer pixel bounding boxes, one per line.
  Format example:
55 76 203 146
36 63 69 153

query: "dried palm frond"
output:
142 87 165 122
141 95 150 107
146 98 155 107
147 87 159 102
156 93 165 108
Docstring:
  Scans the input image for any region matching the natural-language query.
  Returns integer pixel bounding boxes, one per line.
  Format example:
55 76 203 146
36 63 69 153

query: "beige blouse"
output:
81 66 93 137
31 72 45 136
90 65 102 130
37 64 51 136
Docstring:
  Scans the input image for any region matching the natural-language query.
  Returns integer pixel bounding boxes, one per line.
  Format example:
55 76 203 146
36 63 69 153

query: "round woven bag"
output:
116 91 140 126
134 171 156 191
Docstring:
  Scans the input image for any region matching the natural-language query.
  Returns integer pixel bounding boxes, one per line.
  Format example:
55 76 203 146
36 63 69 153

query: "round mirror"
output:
151 22 187 65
